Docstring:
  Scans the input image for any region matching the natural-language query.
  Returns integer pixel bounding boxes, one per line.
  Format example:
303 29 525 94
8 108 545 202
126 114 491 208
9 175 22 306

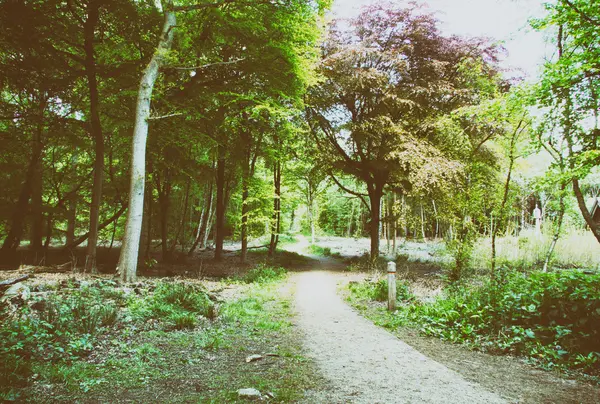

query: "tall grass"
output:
471 229 599 271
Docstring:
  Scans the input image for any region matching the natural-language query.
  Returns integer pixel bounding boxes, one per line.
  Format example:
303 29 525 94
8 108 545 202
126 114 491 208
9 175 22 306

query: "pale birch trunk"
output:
117 3 176 282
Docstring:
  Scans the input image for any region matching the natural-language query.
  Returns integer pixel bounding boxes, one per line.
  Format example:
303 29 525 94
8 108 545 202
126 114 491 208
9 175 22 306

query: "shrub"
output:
346 253 389 272
348 279 414 303
415 270 600 372
241 264 287 284
171 313 197 330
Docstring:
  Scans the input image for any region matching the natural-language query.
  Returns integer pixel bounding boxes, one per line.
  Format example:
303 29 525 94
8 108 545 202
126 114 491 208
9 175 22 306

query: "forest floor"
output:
3 238 600 402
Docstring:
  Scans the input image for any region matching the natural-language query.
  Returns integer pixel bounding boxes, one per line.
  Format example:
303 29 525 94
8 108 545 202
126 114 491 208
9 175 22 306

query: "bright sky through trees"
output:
331 0 549 79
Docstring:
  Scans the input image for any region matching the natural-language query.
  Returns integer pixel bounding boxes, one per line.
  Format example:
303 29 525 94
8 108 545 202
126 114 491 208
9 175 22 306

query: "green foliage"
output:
0 285 120 393
346 252 389 272
350 270 600 374
239 264 287 284
348 279 414 303
130 282 214 326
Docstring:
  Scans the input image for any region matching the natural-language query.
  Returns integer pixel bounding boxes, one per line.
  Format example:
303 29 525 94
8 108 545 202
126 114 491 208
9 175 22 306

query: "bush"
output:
414 270 600 372
241 264 287 284
346 253 389 272
171 313 198 330
348 279 414 303
130 282 214 328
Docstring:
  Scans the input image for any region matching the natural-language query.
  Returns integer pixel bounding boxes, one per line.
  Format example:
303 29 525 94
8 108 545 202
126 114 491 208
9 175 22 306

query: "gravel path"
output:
293 269 506 404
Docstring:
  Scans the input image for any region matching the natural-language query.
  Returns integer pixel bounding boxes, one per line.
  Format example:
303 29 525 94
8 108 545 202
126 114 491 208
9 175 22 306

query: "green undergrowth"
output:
1 265 321 402
348 278 415 303
307 244 341 258
247 249 315 268
347 270 600 378
236 263 287 284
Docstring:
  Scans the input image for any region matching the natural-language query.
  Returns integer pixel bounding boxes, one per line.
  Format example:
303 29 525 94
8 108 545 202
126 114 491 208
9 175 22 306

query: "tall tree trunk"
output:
84 0 104 274
155 165 172 262
347 198 355 237
189 181 213 255
214 143 226 261
117 4 176 282
392 193 397 254
170 177 191 255
420 203 426 240
432 199 439 239
2 100 46 252
367 183 383 262
269 161 281 257
240 126 252 264
66 196 77 245
204 203 215 248
491 119 522 281
30 146 43 252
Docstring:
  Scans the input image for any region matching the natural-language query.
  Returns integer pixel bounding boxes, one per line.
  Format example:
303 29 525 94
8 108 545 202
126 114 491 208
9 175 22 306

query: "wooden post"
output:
387 261 396 311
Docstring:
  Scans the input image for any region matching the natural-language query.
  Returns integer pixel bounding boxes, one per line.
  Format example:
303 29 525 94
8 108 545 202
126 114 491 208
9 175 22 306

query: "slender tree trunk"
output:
214 144 226 261
240 126 252 264
543 182 566 272
189 181 213 255
30 147 43 252
84 1 104 274
170 177 190 255
347 198 355 237
43 212 53 250
420 203 426 240
392 193 397 254
240 173 250 263
432 199 439 239
66 196 76 245
204 203 215 248
156 167 172 262
269 161 282 257
117 4 176 282
491 121 521 281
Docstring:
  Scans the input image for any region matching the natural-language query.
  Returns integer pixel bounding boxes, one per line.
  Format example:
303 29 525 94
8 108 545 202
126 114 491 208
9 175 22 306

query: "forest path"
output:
291 265 506 403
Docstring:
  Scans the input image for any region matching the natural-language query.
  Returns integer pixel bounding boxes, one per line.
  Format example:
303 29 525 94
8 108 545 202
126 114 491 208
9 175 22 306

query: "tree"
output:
117 0 176 282
534 0 600 243
307 3 501 260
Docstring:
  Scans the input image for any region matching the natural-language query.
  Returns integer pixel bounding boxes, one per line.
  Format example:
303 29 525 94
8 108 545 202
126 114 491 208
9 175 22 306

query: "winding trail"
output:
292 264 506 403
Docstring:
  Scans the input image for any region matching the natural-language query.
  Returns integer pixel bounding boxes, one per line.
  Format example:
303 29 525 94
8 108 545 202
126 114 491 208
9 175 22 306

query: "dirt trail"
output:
292 267 506 403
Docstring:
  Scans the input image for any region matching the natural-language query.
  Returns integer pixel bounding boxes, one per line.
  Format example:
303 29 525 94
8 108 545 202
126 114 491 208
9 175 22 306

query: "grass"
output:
2 265 325 402
471 229 600 272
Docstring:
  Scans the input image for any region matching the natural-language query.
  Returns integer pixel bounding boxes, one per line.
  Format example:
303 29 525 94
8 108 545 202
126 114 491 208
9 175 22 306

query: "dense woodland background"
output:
0 0 598 281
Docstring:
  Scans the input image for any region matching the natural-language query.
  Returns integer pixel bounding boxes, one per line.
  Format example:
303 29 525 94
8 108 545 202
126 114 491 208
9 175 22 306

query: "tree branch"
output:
329 172 371 212
169 58 246 70
148 112 184 120
562 0 600 27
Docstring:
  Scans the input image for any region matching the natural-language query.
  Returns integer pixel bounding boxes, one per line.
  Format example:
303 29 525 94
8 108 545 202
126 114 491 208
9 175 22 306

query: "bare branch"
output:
148 112 184 120
169 58 246 71
329 172 371 212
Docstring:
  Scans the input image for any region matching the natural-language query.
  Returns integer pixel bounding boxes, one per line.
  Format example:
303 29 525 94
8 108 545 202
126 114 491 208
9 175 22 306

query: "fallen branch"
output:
0 275 30 290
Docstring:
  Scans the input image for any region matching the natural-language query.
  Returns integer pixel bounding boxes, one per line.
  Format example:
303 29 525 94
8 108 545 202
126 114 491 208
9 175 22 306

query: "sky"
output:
330 0 552 80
